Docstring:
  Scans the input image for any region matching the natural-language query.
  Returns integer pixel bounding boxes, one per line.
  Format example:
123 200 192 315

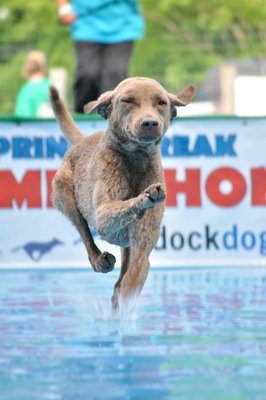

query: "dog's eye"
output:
121 97 135 104
157 99 167 106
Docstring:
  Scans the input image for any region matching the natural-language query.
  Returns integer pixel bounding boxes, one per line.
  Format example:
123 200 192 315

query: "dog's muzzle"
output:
138 118 161 143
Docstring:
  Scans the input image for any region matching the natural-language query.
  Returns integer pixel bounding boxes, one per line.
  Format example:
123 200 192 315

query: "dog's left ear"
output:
84 90 114 119
168 85 196 118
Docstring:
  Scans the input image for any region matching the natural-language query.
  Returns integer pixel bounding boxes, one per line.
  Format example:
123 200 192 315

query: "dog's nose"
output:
138 118 161 143
141 119 159 128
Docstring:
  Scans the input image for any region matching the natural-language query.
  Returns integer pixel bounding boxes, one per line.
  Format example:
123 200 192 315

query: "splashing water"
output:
1 267 266 400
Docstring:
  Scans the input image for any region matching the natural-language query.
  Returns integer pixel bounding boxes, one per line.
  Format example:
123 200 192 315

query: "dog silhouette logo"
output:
12 238 64 262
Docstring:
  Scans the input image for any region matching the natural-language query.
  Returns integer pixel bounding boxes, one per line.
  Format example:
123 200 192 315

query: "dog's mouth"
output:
137 130 161 144
122 119 163 146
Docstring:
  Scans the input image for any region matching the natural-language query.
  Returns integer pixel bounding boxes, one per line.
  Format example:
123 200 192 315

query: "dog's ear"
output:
84 90 114 119
168 85 196 118
176 84 196 106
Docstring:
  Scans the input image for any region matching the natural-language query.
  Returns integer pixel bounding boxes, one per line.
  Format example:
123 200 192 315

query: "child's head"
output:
23 50 47 79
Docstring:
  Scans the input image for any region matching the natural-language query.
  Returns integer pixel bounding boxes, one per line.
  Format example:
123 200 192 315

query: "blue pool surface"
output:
1 267 266 400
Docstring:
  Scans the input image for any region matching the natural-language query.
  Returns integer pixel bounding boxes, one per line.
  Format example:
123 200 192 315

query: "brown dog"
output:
50 77 195 309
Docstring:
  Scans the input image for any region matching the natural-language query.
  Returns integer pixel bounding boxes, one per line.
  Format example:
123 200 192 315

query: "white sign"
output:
235 76 266 116
0 117 265 268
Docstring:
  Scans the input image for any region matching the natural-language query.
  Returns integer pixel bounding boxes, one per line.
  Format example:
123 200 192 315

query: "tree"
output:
136 0 266 90
0 1 73 114
1 0 266 114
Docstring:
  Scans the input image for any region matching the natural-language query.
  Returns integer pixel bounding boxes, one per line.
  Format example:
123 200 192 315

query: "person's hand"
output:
58 4 76 25
59 11 76 24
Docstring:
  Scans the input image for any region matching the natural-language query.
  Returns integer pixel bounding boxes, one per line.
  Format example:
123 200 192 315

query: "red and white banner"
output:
0 117 265 268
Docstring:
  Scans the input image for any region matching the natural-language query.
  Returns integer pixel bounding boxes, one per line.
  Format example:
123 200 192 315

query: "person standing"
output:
56 0 145 113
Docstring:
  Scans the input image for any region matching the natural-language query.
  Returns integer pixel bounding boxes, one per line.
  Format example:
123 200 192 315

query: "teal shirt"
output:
15 78 50 118
70 0 145 43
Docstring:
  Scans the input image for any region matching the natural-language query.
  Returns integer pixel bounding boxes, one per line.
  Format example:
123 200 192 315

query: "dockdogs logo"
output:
156 225 266 256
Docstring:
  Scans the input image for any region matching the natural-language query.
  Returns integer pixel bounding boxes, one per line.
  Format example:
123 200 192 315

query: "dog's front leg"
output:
95 182 165 243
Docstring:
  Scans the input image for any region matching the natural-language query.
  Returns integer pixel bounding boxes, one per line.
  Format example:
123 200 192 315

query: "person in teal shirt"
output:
56 0 145 112
15 50 52 118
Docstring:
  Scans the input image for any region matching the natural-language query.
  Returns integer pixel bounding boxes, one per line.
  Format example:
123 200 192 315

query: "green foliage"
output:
1 0 266 114
134 0 266 91
0 0 74 114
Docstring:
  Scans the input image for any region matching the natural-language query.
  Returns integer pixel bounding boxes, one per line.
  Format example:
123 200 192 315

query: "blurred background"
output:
1 0 266 116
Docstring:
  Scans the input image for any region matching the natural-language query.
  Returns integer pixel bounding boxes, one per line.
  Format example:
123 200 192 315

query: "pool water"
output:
1 267 266 400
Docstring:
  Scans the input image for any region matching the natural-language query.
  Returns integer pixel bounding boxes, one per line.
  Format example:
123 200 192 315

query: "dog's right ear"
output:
84 90 114 119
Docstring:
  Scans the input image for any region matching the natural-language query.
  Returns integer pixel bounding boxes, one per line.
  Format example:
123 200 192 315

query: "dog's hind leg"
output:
53 166 116 273
119 249 150 304
112 247 130 309
112 211 162 309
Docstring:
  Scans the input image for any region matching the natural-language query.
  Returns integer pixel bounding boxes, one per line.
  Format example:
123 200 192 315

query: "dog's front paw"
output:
135 183 166 219
95 251 116 273
141 183 166 209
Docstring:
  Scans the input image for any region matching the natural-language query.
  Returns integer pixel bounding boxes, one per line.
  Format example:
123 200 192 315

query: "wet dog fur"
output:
50 77 195 309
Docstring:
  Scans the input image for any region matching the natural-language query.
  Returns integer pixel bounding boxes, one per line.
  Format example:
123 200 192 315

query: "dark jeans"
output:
73 41 133 113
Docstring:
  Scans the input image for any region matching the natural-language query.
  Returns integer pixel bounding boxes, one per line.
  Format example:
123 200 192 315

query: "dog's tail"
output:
50 86 84 146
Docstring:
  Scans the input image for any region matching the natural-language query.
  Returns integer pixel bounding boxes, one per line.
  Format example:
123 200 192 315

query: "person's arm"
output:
56 0 76 25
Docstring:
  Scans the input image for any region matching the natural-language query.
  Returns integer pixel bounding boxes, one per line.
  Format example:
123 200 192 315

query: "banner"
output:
0 117 265 268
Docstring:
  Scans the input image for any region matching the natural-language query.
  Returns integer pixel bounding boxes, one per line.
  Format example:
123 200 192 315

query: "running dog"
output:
50 77 195 309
